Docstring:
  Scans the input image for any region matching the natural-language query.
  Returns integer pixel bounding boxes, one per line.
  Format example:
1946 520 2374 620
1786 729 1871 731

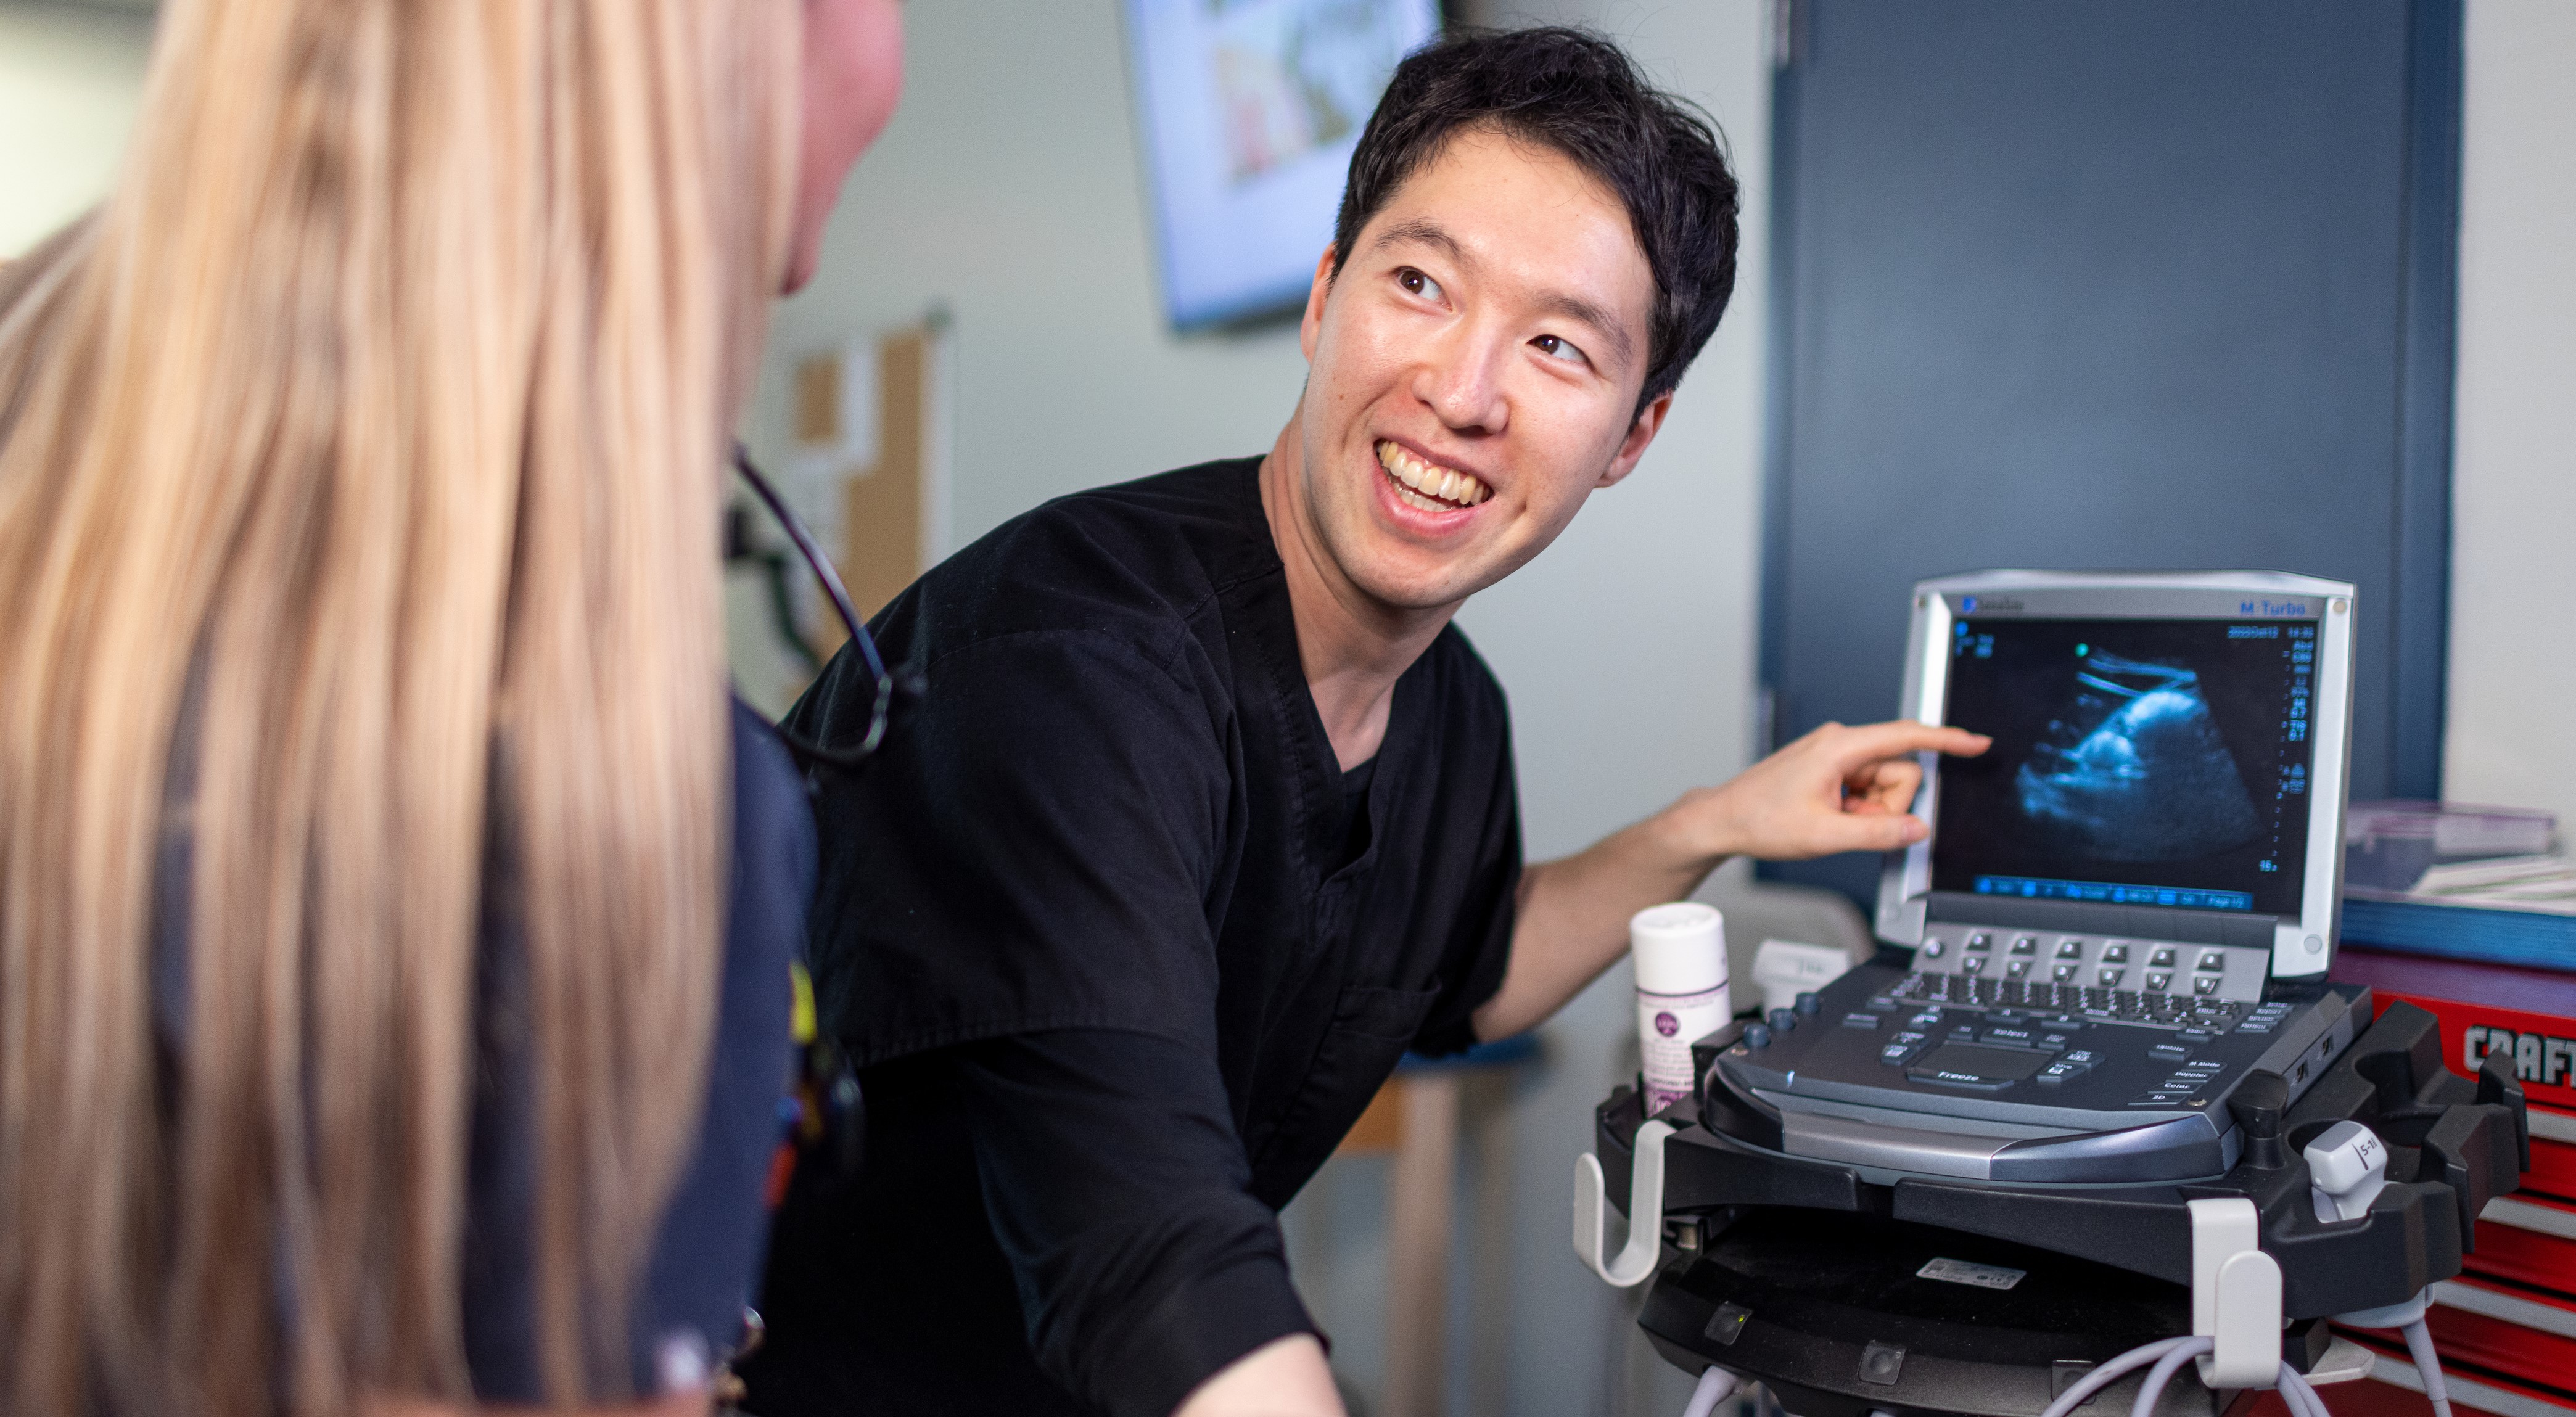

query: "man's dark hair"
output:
1333 27 1741 415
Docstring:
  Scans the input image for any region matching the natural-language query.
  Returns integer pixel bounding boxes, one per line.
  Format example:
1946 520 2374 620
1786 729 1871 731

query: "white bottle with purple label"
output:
1631 902 1729 1115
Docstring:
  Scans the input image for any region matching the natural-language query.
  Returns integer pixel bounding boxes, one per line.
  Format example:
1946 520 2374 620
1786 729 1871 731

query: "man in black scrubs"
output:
744 27 1985 1417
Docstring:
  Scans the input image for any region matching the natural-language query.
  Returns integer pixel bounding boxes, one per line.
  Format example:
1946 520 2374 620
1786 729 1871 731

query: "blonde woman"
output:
0 0 901 1413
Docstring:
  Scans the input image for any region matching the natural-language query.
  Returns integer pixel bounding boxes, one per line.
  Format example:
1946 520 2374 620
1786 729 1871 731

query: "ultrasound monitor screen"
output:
1932 617 2317 917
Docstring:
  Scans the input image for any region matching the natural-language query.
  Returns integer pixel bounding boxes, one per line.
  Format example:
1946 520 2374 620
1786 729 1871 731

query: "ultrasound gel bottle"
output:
1631 902 1729 1115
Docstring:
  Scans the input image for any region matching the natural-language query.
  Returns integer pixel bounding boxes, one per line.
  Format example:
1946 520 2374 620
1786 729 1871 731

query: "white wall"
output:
0 2 154 258
2442 0 2576 836
747 2 1314 549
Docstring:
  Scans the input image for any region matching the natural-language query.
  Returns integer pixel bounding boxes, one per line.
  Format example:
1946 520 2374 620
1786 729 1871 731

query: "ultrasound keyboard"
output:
1693 945 2367 1186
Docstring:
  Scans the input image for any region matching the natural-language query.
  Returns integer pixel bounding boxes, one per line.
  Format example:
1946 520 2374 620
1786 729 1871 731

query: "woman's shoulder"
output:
459 698 812 1403
730 696 816 952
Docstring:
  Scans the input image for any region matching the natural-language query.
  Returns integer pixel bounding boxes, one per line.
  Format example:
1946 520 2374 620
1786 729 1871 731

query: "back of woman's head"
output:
0 0 799 1410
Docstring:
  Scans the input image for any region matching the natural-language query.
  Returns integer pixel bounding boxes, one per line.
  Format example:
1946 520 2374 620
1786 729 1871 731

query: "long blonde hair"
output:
0 0 800 1410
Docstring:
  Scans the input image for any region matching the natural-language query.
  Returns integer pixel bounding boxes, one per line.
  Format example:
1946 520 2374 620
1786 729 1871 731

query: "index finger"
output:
1830 720 1991 770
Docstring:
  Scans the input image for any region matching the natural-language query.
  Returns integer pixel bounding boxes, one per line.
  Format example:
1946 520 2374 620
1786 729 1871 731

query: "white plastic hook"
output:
1574 1119 1674 1287
2187 1197 2283 1389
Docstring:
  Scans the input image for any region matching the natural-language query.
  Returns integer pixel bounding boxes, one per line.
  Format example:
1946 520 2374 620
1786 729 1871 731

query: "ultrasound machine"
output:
1577 571 2532 1417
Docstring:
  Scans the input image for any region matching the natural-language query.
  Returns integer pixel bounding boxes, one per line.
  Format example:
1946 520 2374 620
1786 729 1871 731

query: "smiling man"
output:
742 27 1984 1417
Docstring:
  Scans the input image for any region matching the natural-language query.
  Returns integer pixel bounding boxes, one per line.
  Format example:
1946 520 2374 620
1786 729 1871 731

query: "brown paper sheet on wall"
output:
786 324 935 665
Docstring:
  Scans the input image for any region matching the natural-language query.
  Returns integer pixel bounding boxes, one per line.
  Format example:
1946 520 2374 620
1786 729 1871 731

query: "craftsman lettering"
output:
2463 1024 2576 1088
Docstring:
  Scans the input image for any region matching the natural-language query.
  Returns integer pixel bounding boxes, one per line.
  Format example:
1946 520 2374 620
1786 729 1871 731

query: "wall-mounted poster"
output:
1124 0 1442 329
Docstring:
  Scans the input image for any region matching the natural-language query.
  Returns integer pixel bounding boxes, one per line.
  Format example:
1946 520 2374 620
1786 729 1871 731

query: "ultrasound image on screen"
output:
1932 618 2316 916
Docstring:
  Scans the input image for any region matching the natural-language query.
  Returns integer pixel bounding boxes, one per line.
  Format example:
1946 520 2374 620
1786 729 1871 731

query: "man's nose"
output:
1411 327 1511 435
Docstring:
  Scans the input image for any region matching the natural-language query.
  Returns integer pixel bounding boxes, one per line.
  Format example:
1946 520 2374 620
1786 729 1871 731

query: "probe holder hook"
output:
1575 1119 1674 1287
2189 1197 2283 1389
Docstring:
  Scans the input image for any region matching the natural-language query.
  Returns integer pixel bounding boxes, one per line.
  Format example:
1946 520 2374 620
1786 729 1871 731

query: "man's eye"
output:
1532 334 1589 366
1397 268 1442 301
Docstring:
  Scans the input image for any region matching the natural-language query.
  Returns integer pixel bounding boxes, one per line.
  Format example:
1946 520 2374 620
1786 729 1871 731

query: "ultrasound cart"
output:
1576 572 2532 1417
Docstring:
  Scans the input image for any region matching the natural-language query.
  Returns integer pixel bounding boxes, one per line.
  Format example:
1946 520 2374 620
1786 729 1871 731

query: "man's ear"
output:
1597 390 1674 488
1298 246 1337 362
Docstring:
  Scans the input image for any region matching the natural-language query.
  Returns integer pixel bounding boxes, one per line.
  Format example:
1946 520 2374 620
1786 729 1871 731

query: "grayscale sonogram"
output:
2012 650 2261 862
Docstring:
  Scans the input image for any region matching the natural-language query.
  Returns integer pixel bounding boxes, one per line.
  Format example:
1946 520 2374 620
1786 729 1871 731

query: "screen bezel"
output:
1872 570 2356 979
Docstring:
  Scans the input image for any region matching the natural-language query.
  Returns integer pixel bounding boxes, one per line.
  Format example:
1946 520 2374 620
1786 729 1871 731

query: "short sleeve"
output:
958 1030 1315 1417
789 628 1237 1063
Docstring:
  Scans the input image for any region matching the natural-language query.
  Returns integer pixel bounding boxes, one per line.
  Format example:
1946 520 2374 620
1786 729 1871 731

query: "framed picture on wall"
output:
1121 0 1443 329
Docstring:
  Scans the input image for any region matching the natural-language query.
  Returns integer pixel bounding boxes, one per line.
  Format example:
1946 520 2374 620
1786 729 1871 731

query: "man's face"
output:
1292 126 1668 614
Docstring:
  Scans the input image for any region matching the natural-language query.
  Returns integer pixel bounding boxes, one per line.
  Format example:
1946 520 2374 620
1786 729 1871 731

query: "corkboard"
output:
840 329 926 623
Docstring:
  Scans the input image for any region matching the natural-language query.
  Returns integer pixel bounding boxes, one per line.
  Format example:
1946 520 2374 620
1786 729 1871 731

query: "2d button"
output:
2144 972 2172 992
2194 975 2223 996
2052 963 2080 983
2150 947 2178 969
2130 1092 2189 1106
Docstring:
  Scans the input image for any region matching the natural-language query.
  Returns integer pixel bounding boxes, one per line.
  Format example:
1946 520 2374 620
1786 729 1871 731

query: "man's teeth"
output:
1375 440 1491 511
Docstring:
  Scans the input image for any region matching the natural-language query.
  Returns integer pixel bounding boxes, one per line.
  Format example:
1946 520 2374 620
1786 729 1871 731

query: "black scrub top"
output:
742 458 1523 1417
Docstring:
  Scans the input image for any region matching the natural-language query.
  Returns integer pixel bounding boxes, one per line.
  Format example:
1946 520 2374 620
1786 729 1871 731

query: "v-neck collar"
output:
1224 461 1430 884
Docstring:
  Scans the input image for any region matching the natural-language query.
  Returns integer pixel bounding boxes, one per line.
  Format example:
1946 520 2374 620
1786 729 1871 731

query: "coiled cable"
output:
2030 1335 2336 1417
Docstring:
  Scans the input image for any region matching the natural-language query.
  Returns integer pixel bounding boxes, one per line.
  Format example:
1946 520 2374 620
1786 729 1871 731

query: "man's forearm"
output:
1469 722 1986 1041
1471 811 1719 1041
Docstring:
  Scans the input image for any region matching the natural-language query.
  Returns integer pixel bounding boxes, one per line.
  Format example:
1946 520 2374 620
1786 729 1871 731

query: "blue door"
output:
1760 0 2461 908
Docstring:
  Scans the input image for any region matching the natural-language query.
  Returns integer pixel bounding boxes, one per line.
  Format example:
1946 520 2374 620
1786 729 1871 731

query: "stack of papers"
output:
2368 855 2576 916
2343 856 2576 971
